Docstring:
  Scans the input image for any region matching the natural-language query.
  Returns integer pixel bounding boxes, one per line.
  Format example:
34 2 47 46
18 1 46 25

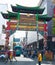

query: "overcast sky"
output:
0 0 42 11
0 4 8 33
0 0 41 6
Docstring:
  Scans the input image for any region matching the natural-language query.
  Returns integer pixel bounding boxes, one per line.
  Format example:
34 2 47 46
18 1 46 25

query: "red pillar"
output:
43 24 48 49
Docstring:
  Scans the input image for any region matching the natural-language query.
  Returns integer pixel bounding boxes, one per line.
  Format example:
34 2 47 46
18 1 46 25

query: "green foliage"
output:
52 28 55 34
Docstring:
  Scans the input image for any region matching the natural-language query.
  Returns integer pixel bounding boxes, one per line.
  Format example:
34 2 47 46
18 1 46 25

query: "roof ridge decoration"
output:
16 4 40 9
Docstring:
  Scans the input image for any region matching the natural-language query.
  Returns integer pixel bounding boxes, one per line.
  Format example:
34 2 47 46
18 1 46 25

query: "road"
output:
0 55 55 65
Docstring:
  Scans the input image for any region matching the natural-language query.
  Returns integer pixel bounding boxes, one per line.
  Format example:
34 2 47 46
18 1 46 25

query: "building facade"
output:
52 0 55 4
41 0 53 36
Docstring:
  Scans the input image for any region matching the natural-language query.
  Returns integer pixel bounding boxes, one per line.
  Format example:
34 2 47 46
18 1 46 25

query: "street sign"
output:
13 38 20 42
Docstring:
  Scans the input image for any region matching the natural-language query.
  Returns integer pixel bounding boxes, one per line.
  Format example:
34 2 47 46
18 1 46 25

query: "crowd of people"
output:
0 47 53 65
0 47 17 63
22 49 37 58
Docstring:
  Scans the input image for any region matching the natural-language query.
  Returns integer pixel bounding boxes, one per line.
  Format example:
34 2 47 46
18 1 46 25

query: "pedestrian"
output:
7 49 13 62
38 51 42 65
4 49 11 63
5 50 8 62
10 51 13 61
13 50 17 61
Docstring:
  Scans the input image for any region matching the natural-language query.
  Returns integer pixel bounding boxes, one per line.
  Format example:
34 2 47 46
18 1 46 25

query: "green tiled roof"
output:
38 15 52 21
11 5 45 14
1 12 18 19
1 12 52 21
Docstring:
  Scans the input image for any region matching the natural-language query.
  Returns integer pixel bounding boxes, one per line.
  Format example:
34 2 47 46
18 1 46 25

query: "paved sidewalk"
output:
13 57 34 61
0 56 55 65
36 60 55 65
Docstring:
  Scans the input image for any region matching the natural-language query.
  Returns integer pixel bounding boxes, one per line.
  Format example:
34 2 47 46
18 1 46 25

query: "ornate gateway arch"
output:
1 5 52 49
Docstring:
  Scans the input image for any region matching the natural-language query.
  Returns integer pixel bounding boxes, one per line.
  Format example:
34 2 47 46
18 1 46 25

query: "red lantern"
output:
44 24 48 32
